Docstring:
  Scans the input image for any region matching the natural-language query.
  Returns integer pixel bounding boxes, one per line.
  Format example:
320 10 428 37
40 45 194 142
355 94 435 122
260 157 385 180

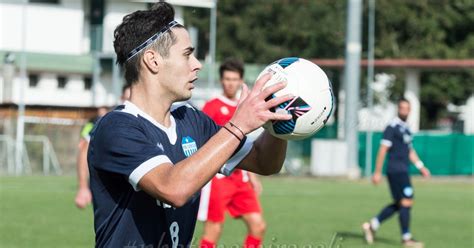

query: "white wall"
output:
3 72 117 107
0 2 86 54
0 1 194 108
102 1 148 53
462 96 474 134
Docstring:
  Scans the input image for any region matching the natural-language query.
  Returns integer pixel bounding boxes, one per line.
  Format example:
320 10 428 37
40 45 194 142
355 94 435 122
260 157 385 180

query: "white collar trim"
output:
391 116 409 129
217 95 238 107
121 101 177 145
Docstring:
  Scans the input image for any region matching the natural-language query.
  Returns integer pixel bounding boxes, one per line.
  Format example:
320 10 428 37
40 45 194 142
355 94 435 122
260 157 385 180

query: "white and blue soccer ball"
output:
257 57 334 140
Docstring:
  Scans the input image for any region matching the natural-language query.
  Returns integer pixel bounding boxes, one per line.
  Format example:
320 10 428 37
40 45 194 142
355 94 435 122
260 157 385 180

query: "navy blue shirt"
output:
88 101 252 248
381 117 413 174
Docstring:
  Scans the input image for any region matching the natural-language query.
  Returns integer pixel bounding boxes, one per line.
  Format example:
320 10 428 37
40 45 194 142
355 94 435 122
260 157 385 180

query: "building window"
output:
28 74 39 88
84 77 92 90
58 76 67 89
29 0 60 4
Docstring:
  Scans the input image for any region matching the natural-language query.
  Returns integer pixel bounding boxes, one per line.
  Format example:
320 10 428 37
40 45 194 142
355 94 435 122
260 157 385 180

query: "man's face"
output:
220 70 243 99
398 101 411 121
158 28 202 102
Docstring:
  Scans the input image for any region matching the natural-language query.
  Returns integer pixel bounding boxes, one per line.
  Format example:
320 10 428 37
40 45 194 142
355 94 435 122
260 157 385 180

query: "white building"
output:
0 0 155 107
0 0 219 108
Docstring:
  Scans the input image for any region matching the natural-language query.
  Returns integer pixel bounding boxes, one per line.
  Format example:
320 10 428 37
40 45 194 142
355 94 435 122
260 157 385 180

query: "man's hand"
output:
420 167 431 178
75 187 92 209
372 172 382 185
230 73 293 134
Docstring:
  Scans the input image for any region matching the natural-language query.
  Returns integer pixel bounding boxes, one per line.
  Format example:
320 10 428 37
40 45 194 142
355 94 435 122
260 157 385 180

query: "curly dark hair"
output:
219 58 245 79
113 2 183 85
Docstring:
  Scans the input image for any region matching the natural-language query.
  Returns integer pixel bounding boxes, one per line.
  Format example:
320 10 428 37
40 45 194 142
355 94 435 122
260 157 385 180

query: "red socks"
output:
199 239 215 248
244 235 262 248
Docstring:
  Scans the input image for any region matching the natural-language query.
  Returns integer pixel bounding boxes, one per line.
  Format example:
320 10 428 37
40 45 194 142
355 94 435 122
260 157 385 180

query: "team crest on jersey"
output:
182 136 198 157
220 106 230 115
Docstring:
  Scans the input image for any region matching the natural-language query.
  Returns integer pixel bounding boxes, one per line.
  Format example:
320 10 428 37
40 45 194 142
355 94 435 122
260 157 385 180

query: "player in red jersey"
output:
198 58 265 248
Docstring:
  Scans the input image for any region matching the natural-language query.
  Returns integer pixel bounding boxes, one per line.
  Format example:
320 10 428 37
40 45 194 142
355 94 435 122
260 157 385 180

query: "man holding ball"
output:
87 2 292 247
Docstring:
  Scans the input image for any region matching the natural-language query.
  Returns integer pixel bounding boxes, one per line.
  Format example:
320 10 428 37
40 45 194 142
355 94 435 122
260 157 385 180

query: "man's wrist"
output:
415 160 425 170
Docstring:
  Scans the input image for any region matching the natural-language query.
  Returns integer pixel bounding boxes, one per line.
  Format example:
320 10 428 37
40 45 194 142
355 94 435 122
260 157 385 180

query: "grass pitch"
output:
0 176 472 247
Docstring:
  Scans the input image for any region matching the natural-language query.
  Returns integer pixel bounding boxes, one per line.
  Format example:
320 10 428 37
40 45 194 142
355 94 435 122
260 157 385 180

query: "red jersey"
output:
202 95 248 182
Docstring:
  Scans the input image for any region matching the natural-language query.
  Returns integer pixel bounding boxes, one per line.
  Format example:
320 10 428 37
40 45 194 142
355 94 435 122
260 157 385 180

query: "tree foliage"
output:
184 0 474 129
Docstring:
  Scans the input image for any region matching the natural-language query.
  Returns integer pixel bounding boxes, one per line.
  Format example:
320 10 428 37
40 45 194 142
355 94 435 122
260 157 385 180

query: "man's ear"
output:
142 50 161 74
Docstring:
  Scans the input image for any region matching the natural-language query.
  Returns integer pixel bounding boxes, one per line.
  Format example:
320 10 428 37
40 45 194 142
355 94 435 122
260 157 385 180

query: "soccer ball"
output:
258 57 334 140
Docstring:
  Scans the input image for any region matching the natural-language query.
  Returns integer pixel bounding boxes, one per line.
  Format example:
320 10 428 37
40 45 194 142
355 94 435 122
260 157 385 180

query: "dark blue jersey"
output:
88 101 252 248
381 117 413 174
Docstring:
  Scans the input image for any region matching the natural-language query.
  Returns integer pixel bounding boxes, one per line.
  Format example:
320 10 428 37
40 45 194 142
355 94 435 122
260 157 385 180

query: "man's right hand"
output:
420 167 431 178
230 73 293 134
75 187 92 209
372 172 382 185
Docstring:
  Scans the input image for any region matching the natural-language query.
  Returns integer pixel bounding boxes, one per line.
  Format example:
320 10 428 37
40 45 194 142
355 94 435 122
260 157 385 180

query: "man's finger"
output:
265 94 294 110
265 111 293 121
259 81 287 100
252 73 272 94
238 83 249 105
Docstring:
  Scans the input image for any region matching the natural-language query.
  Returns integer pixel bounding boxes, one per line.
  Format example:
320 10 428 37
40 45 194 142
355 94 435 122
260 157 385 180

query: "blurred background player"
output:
198 58 266 248
74 84 131 209
362 98 431 247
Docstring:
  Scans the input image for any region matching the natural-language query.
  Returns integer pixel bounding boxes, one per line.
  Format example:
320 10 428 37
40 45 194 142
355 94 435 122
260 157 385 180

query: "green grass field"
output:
0 176 472 248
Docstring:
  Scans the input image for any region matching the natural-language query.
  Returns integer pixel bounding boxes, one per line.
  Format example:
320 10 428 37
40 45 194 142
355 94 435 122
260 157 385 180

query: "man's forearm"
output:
374 149 387 174
77 142 90 189
409 149 424 169
139 125 244 207
409 149 421 164
247 131 287 175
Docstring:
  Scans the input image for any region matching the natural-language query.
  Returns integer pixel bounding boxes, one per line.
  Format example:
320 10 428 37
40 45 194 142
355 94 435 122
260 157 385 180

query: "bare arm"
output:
409 148 430 177
139 74 292 207
248 171 263 195
74 139 92 209
237 131 287 176
372 144 389 185
408 148 421 165
140 127 245 207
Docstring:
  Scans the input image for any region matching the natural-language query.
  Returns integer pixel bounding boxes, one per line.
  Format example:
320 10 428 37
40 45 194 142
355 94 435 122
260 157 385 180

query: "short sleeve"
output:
80 122 94 141
197 109 221 138
88 117 171 191
381 126 395 147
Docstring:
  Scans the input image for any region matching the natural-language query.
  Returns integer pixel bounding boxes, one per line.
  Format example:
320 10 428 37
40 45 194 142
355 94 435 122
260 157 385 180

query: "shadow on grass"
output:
337 231 400 246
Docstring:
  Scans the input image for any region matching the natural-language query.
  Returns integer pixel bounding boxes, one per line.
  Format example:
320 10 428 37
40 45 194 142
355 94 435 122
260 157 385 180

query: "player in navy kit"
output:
362 99 431 248
87 2 293 247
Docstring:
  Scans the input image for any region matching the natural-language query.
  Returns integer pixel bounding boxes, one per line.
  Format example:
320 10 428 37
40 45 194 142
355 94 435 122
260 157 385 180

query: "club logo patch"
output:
182 136 198 157
220 106 230 115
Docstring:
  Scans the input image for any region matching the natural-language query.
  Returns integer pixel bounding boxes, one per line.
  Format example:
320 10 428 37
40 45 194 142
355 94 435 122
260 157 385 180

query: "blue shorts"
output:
387 173 414 202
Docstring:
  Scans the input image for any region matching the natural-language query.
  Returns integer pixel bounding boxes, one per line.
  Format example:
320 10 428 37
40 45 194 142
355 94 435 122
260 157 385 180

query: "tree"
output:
184 0 474 129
